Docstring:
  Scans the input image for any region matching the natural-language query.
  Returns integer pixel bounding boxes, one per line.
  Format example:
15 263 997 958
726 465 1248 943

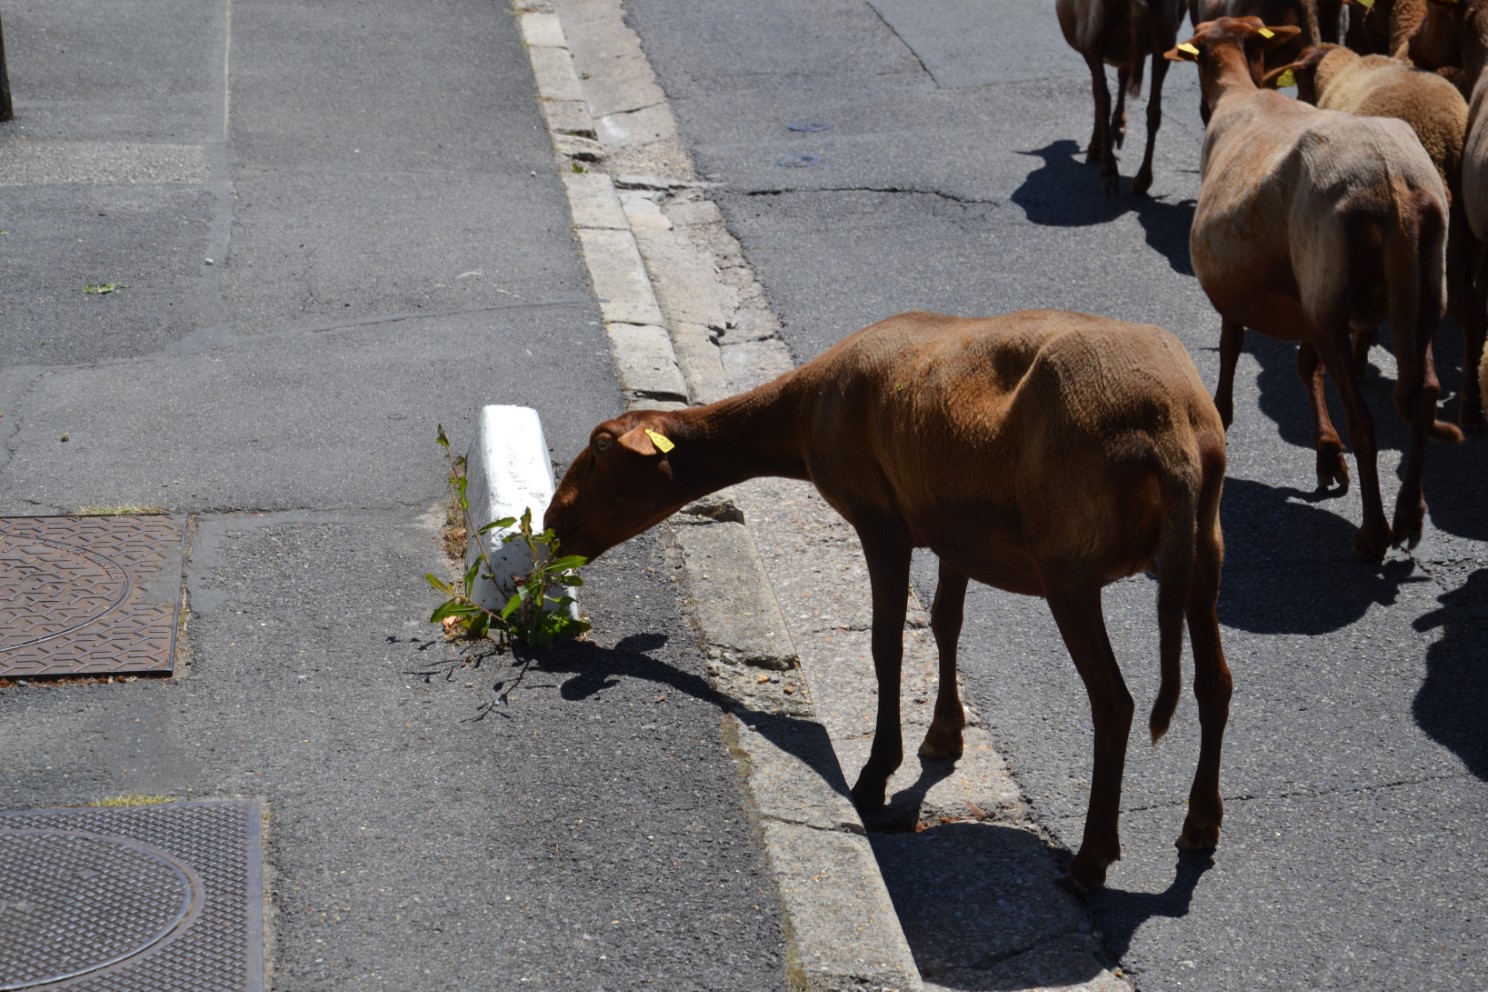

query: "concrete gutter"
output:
512 1 1131 989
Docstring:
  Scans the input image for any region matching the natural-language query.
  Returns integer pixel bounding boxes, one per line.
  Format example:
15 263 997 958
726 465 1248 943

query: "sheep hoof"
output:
1131 169 1153 196
1177 818 1221 853
1316 447 1349 493
1062 852 1112 894
1391 505 1425 551
1354 522 1391 561
1431 419 1465 443
917 724 965 761
850 777 888 811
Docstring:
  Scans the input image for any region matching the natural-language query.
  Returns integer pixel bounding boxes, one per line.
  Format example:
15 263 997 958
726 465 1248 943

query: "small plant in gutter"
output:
427 426 590 650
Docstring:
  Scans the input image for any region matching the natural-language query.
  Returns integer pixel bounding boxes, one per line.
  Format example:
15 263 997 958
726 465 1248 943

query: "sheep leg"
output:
1315 333 1392 558
1213 318 1245 429
1297 341 1350 491
1083 51 1120 197
1112 65 1130 151
1448 230 1484 429
1132 48 1169 196
1178 450 1231 853
1047 583 1134 893
849 527 912 810
1391 337 1447 549
918 561 968 761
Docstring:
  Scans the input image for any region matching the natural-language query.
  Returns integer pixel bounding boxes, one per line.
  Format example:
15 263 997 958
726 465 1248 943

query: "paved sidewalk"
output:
0 2 787 989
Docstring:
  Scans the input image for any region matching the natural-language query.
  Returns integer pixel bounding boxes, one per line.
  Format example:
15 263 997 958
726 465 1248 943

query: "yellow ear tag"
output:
644 428 675 454
1178 42 1200 56
1276 67 1297 88
1356 0 1374 9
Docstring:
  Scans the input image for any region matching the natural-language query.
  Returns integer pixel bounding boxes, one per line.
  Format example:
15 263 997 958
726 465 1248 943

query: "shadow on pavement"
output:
405 632 854 799
870 817 1109 991
1245 321 1488 545
1412 568 1488 781
1218 477 1428 635
1088 849 1216 962
1008 139 1196 276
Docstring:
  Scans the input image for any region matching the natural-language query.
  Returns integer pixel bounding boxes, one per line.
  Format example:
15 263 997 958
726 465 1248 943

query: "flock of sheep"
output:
1059 0 1488 560
544 0 1488 895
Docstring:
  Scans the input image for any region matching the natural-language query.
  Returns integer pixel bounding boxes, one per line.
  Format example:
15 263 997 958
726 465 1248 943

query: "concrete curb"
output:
514 2 923 989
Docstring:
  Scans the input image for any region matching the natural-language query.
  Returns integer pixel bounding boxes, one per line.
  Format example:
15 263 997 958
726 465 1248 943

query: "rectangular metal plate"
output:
0 515 186 679
0 800 264 992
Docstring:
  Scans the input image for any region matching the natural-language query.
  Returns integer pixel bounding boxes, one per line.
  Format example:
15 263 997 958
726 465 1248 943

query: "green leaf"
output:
463 559 482 589
545 555 588 573
436 425 450 449
478 517 518 534
500 591 525 621
430 600 480 623
425 573 454 595
558 574 584 587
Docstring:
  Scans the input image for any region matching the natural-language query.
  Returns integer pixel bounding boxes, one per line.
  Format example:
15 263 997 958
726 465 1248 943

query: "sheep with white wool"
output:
1168 16 1459 560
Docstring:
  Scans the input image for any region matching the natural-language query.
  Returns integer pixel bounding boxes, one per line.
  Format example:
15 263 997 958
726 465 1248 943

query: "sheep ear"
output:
1254 24 1302 47
1165 41 1200 62
1261 63 1301 88
615 425 672 457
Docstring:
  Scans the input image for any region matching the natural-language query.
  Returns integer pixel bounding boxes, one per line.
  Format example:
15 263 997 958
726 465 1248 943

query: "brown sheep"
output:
1168 17 1459 559
546 309 1232 893
1057 0 1189 196
1409 0 1488 414
1270 44 1482 427
1344 0 1426 58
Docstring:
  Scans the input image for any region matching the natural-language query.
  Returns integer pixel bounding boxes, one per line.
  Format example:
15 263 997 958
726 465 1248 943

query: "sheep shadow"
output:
1247 326 1488 544
1008 139 1196 276
1086 850 1217 963
412 632 855 800
869 818 1113 990
1412 568 1488 780
1217 476 1428 635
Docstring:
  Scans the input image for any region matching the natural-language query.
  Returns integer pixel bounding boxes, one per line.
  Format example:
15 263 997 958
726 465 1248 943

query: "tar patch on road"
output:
0 515 186 679
0 800 264 991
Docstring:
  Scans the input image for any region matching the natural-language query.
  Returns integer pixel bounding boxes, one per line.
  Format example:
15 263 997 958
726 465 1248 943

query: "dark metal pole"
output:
0 5 13 122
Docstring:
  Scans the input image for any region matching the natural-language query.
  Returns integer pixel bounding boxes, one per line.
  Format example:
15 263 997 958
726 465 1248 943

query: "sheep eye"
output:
594 436 612 453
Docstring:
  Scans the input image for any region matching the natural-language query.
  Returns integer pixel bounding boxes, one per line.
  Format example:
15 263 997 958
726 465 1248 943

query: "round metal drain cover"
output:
0 534 131 651
0 830 199 990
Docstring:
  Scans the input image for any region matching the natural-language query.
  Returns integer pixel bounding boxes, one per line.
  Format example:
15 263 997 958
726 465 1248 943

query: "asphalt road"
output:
619 0 1488 988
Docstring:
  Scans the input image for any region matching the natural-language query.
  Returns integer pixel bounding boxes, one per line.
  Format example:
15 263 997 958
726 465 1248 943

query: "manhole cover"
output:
0 515 185 679
0 802 263 992
0 831 200 990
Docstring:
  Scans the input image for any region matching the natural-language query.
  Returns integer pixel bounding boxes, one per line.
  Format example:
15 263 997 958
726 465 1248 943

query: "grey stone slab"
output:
762 819 923 992
0 308 618 515
0 0 224 144
0 184 217 366
227 0 551 174
0 142 210 186
221 172 590 335
673 518 797 670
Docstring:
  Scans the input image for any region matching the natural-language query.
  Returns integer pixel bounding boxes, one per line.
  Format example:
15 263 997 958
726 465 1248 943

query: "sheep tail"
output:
1128 0 1150 99
1150 454 1198 744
